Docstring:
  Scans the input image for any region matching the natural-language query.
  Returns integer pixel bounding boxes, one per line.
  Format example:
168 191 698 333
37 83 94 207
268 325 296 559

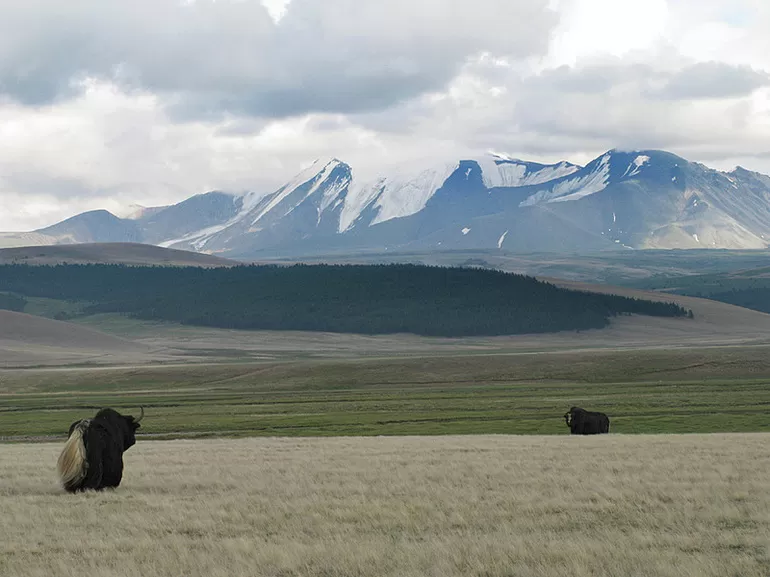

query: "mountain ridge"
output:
3 148 768 257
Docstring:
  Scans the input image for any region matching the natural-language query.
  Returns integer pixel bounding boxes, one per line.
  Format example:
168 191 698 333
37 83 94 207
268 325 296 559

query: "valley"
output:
2 267 770 439
1 245 769 440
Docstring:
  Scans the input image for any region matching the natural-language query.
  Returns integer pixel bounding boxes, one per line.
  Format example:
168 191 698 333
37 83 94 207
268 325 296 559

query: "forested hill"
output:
0 264 690 337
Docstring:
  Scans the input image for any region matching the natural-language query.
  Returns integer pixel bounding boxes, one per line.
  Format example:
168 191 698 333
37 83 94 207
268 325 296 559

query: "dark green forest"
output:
0 264 690 336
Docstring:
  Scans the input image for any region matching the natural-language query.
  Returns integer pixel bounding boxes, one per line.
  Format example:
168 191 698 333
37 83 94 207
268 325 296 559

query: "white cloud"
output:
545 0 670 68
0 0 556 118
261 0 292 23
0 0 769 231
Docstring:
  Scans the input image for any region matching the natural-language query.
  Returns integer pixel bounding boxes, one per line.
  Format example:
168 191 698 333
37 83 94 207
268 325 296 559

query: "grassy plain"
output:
2 435 769 577
2 258 770 576
3 345 770 439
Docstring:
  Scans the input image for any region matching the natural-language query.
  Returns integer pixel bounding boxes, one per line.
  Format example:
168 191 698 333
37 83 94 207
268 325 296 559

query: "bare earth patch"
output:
2 435 769 576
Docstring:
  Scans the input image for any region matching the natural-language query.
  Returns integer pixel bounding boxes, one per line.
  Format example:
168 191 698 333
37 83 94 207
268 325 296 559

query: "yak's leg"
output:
100 451 124 488
79 450 104 490
79 457 103 490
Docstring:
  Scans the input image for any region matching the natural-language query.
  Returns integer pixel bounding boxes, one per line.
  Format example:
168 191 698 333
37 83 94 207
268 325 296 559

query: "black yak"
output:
564 406 609 435
57 407 143 492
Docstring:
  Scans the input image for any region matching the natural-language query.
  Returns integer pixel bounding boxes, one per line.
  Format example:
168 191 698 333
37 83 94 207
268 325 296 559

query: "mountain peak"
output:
113 204 155 220
17 148 770 255
731 165 759 176
305 156 347 170
487 150 523 163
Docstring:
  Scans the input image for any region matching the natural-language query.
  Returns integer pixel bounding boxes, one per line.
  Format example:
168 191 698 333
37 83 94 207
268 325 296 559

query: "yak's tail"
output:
57 420 89 492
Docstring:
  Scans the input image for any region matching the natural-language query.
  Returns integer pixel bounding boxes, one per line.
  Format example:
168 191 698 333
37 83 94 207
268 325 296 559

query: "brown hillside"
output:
0 310 156 367
0 242 237 267
544 278 770 348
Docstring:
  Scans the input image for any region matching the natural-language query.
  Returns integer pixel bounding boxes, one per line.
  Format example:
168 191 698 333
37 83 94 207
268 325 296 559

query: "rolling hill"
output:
0 310 155 367
0 243 237 267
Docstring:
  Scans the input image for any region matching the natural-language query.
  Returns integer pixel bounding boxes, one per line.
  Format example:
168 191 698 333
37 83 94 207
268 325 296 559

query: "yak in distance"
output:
57 407 143 492
564 406 610 435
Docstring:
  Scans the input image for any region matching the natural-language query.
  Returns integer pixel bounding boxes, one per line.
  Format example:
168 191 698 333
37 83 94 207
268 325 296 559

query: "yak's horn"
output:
136 406 144 423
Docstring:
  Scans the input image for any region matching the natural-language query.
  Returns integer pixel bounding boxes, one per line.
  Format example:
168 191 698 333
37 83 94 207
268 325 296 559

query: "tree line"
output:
0 263 691 336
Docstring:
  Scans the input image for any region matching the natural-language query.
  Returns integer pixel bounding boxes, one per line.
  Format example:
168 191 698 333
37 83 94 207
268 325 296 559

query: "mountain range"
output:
4 149 770 257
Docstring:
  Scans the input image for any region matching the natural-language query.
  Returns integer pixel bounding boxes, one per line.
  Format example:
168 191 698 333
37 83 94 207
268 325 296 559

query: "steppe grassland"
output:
4 345 770 438
2 434 769 577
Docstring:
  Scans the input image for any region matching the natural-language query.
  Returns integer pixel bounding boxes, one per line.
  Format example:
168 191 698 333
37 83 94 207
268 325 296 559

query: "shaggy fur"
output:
57 408 142 492
564 406 610 435
56 420 90 492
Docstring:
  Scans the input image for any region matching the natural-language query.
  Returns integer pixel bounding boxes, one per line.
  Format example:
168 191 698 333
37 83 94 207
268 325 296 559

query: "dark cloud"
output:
0 0 557 119
655 61 770 99
348 56 770 163
522 61 769 99
527 64 640 94
506 61 770 141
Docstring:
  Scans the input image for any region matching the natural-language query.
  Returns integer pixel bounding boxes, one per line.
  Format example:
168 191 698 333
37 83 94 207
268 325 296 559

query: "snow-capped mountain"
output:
10 149 770 256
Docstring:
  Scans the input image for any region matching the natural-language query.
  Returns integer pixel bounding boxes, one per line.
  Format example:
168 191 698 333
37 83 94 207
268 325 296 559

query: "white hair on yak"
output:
57 419 90 492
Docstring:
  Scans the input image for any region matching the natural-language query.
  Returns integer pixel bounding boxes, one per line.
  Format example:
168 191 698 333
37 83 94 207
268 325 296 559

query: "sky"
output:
0 0 768 231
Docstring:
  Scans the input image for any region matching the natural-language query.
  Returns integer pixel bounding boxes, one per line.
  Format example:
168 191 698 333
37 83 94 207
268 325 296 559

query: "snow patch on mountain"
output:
294 161 343 213
159 222 229 250
524 162 582 185
475 157 579 189
371 162 460 226
319 174 350 214
253 158 340 225
281 160 349 220
339 177 383 233
475 158 527 188
623 155 650 178
519 154 611 207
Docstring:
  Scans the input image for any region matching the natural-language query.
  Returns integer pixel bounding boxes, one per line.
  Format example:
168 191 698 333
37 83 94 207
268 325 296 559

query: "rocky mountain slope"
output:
6 149 769 257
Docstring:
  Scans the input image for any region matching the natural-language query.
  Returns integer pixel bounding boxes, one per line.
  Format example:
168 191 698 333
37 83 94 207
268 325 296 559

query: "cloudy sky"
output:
1 0 768 231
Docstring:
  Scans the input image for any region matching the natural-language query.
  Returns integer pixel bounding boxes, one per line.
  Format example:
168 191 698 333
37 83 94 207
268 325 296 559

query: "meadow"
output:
3 298 770 576
1 434 769 577
3 345 770 439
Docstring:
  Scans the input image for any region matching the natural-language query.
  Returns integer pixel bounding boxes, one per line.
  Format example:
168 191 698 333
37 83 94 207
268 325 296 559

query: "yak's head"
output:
564 406 580 427
121 407 144 449
94 407 144 450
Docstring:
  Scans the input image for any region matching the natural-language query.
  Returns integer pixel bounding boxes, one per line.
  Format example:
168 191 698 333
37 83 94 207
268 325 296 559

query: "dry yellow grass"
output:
2 435 769 577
